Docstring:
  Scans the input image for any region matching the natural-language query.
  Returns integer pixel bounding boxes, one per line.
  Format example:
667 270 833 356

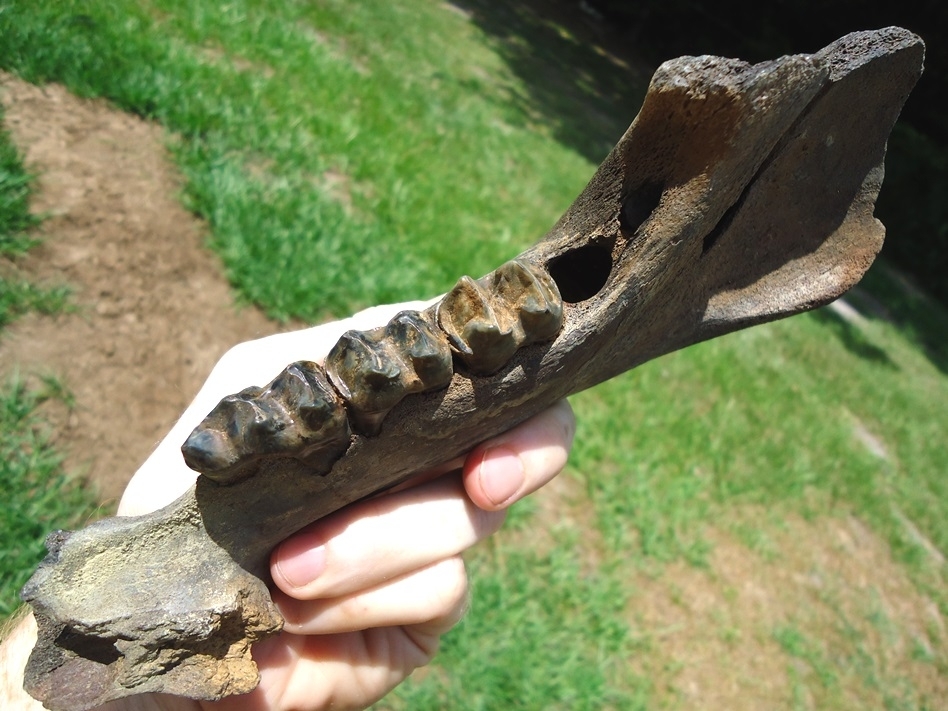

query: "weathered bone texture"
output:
22 28 923 710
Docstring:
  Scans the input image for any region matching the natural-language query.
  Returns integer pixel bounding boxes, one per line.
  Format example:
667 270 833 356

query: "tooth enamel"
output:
182 361 349 483
437 260 563 374
181 394 263 479
492 259 563 343
387 311 453 390
437 275 518 374
276 361 350 469
326 329 405 434
181 422 242 475
325 311 452 435
253 363 349 451
287 362 350 438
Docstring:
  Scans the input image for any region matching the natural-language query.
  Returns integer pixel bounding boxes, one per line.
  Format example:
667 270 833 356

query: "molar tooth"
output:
285 362 350 439
265 361 350 469
181 394 264 482
183 362 349 484
386 311 453 390
437 275 518 374
326 329 406 435
492 259 563 343
324 312 452 436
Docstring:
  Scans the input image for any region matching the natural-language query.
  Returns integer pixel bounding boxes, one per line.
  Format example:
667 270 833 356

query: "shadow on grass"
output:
448 0 649 165
848 261 948 376
452 1 948 315
810 307 898 371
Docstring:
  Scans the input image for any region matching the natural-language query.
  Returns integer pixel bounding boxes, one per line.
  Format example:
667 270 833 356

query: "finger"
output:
462 399 575 511
274 557 468 635
271 473 505 599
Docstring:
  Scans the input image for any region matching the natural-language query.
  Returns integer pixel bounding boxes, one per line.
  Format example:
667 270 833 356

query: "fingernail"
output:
478 446 525 506
275 537 326 589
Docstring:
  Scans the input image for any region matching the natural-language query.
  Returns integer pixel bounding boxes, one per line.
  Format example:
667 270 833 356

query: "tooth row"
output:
437 259 562 374
182 260 562 483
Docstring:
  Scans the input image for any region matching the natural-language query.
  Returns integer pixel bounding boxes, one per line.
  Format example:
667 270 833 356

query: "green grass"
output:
1 101 71 328
573 294 948 574
0 94 95 619
0 0 627 319
0 1 945 707
0 278 71 329
0 103 40 254
380 545 649 710
0 378 100 618
774 624 838 692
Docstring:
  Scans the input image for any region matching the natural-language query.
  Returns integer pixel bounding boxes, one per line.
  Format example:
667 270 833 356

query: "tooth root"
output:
492 259 563 343
182 361 349 484
437 275 519 374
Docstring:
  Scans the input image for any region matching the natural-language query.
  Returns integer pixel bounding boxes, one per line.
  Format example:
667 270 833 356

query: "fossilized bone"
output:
21 28 922 710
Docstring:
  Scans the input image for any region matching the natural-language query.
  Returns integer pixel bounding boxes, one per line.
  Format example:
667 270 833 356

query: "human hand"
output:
112 301 575 711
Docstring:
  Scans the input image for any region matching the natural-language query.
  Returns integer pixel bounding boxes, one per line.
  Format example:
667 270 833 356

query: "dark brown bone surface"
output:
22 28 923 710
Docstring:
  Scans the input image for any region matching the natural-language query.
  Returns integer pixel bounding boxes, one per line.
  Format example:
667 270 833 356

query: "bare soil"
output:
0 74 281 506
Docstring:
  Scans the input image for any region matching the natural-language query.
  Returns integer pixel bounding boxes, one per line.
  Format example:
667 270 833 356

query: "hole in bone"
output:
55 626 122 666
546 243 612 303
619 180 663 237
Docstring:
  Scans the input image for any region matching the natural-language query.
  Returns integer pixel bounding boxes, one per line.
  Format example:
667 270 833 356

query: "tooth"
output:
325 329 405 435
181 394 264 481
437 275 518 374
436 261 563 375
260 362 350 469
386 311 453 391
284 362 350 442
182 362 349 483
325 311 452 435
491 259 563 343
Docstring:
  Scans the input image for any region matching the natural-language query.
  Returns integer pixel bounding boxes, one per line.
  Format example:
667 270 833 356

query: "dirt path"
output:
0 74 281 506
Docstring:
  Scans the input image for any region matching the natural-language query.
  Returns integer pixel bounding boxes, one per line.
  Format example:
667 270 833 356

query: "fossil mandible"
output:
21 28 924 711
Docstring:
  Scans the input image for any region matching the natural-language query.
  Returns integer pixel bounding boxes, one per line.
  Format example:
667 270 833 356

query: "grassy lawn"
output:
0 103 70 328
0 103 98 617
1 1 945 707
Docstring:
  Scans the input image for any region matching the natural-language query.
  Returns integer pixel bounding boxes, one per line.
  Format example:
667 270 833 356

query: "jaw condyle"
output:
21 28 923 710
